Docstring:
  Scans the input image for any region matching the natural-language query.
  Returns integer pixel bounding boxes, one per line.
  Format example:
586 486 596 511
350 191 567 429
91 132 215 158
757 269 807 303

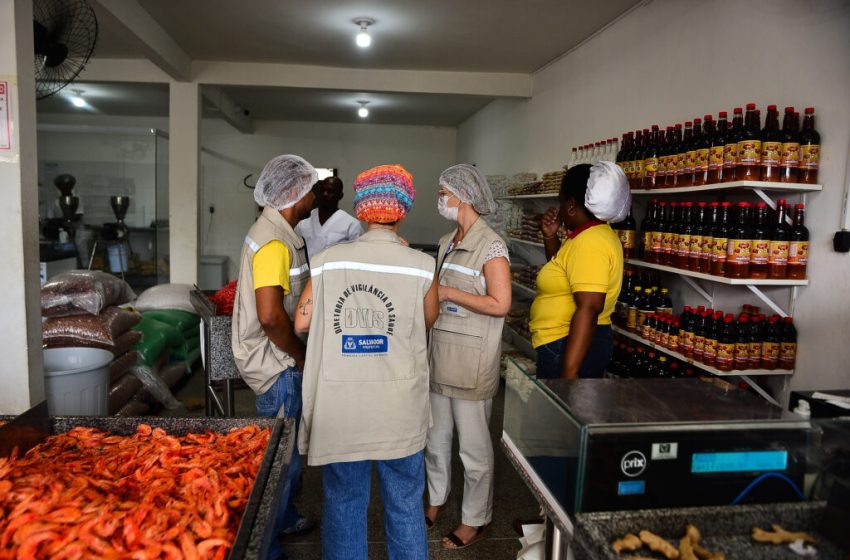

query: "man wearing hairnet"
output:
425 164 512 550
232 155 318 559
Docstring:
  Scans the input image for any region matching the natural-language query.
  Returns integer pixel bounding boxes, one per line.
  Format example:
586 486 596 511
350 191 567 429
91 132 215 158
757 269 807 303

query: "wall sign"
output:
0 81 10 151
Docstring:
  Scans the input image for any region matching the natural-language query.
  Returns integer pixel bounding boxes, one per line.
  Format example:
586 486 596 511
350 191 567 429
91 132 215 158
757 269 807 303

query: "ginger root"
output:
639 530 680 559
612 533 643 554
752 524 817 545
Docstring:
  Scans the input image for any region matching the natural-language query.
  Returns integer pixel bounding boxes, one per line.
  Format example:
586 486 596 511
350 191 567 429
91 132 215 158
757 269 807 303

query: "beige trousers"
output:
425 393 494 526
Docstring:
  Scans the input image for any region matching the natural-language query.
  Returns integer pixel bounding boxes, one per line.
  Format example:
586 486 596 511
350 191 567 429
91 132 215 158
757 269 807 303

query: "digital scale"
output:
507 377 813 513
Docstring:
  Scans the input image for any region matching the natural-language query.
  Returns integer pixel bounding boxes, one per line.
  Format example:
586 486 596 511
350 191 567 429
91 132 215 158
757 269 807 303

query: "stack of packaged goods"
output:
486 174 509 198
512 264 541 292
615 104 820 189
539 170 566 194
632 198 809 280
507 213 545 243
507 172 540 196
506 306 532 342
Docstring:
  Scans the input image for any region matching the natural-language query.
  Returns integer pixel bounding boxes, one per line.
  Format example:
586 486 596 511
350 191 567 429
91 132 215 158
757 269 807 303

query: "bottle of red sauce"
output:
678 202 694 269
768 200 791 279
715 313 737 372
689 202 708 272
736 104 762 180
724 108 743 182
686 118 703 186
662 202 678 266
749 314 764 369
679 122 694 187
799 107 821 184
693 115 713 186
649 201 666 264
642 125 661 189
710 202 733 277
787 204 810 280
760 105 782 182
640 199 656 260
708 112 728 184
749 202 771 279
703 311 722 368
779 108 801 183
669 124 683 187
734 315 751 370
701 202 719 272
726 202 753 279
659 126 673 187
760 315 781 370
779 317 797 370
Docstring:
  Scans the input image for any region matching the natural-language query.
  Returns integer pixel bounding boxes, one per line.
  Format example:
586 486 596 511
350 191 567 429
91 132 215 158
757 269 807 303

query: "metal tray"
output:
0 415 293 560
573 501 848 559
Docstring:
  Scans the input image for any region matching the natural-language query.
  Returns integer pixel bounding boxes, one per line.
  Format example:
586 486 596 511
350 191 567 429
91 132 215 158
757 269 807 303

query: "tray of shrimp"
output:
0 415 294 560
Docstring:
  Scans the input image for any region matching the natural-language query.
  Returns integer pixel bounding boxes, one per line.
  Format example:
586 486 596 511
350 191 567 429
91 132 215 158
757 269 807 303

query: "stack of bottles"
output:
627 198 810 280
567 138 620 166
614 105 820 189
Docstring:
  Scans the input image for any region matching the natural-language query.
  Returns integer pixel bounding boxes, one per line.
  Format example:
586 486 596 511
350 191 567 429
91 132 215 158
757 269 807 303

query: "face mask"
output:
438 195 459 221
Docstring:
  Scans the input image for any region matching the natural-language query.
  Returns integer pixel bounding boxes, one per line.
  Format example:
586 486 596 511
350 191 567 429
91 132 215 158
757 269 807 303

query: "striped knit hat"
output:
352 164 415 223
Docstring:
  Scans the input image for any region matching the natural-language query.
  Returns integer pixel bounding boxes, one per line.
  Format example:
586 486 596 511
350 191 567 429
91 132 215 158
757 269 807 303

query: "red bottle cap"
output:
652 125 660 130
643 128 650 133
704 114 713 121
572 147 577 152
667 126 674 131
710 201 720 207
683 306 692 312
706 308 714 314
714 311 723 319
785 106 794 113
659 201 667 206
721 201 732 207
724 313 734 322
739 315 749 324
697 305 706 312
698 201 707 207
685 121 693 126
805 107 815 114
694 117 702 124
777 199 787 205
757 202 767 208
795 203 805 209
752 315 761 323
737 201 750 207
767 105 777 111
734 107 743 113
685 201 694 207
783 316 793 323
671 202 679 207
675 123 682 129
719 111 728 117
746 103 756 110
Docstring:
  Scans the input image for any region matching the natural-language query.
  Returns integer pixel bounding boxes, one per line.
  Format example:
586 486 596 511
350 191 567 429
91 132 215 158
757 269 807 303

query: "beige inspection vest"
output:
429 218 506 401
232 207 310 395
299 228 436 466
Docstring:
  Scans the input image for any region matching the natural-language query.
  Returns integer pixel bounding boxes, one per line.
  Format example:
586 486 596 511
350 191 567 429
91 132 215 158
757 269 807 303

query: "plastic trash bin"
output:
43 347 112 415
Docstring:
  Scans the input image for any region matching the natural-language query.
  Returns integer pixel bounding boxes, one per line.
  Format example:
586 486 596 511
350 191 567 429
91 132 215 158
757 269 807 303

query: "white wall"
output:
458 0 850 392
201 119 457 279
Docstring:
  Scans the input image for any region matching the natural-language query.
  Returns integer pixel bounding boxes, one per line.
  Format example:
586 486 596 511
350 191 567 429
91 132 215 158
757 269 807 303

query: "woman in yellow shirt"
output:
529 162 630 379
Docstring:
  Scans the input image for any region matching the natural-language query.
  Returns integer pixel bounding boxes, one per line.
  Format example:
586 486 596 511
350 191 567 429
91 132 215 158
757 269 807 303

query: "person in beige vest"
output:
232 154 318 559
425 164 512 550
294 165 439 560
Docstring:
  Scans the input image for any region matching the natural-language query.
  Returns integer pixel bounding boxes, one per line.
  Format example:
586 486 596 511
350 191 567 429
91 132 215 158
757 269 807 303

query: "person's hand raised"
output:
540 207 561 239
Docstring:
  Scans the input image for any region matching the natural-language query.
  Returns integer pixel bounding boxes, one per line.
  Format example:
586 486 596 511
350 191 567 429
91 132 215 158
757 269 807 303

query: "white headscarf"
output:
585 161 631 223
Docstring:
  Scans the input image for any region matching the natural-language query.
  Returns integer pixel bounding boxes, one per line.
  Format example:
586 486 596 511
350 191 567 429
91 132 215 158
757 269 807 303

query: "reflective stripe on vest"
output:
440 262 486 289
311 260 433 280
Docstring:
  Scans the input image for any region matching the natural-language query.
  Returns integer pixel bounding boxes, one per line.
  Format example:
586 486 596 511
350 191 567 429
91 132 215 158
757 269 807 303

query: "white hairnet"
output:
439 164 498 216
585 161 631 223
253 155 318 210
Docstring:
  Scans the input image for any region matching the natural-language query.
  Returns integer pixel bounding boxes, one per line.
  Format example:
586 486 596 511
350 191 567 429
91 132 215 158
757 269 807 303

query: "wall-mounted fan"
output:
33 0 98 100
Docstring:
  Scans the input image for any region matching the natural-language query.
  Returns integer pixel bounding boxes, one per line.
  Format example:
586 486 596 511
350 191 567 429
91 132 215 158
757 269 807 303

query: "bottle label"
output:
724 143 738 169
701 236 714 258
769 240 789 265
659 156 669 176
681 330 695 351
716 343 735 365
761 141 782 166
643 231 652 253
669 334 679 350
659 332 669 347
651 231 663 252
780 143 801 168
637 310 649 329
788 241 809 264
737 140 762 165
704 339 718 358
678 234 692 256
641 321 652 339
625 160 634 178
780 342 797 367
750 240 770 265
801 144 820 169
727 239 751 264
712 237 729 262
762 341 780 360
644 157 659 177
685 151 696 173
709 146 724 170
689 235 703 258
627 307 638 330
662 231 674 253
694 336 705 355
749 342 762 363
696 148 710 172
676 153 686 173
735 342 750 365
634 159 645 177
619 230 637 250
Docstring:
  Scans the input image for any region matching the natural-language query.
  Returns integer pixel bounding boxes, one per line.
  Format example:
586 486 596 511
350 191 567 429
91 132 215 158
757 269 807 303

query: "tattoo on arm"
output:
298 298 312 316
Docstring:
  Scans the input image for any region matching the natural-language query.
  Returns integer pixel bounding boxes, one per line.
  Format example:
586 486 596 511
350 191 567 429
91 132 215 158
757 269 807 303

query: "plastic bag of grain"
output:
115 399 150 417
42 307 141 348
134 284 197 314
130 364 183 410
109 351 140 384
108 373 143 415
42 270 135 317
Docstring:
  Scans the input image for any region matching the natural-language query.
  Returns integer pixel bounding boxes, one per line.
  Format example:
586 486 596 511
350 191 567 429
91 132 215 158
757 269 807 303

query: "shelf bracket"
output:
681 276 713 305
752 188 793 225
746 285 788 318
739 375 781 407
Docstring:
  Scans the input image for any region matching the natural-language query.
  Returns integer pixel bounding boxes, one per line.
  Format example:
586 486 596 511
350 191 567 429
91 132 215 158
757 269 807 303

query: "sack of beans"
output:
108 373 143 415
41 270 135 317
109 350 140 384
42 307 141 349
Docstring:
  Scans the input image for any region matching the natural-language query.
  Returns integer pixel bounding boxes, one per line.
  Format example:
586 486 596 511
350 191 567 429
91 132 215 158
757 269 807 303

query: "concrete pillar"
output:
168 82 200 284
0 0 45 412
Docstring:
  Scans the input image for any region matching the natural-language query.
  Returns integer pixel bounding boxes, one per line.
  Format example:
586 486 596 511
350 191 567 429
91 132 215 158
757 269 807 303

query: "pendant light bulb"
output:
354 18 374 48
357 101 369 118
69 89 86 108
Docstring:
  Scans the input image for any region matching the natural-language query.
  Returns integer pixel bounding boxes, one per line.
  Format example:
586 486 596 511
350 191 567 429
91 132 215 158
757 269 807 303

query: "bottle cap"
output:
805 107 815 114
572 147 577 152
714 311 723 319
685 121 692 126
757 202 767 208
671 202 679 207
737 201 750 207
746 103 756 110
683 305 692 312
659 356 668 362
734 107 743 113
777 199 787 205
659 201 667 206
724 313 734 322
685 201 693 207
719 111 728 117
795 203 805 209
739 315 749 323
710 201 720 207
767 105 777 111
652 125 659 130
704 114 713 120
697 305 705 312
783 316 793 323
784 106 794 113
706 308 714 314
675 123 682 129
694 117 702 124
721 201 732 207
698 201 707 207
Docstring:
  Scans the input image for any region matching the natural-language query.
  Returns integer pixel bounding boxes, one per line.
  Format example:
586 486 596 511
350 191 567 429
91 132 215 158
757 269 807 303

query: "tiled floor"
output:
168 368 541 559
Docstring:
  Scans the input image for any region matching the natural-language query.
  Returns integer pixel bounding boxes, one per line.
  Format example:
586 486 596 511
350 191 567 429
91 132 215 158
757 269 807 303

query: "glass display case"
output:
37 125 170 290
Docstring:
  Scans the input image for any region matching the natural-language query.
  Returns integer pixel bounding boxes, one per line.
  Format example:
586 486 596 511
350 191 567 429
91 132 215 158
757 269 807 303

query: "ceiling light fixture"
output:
354 18 374 48
69 89 86 108
357 100 369 118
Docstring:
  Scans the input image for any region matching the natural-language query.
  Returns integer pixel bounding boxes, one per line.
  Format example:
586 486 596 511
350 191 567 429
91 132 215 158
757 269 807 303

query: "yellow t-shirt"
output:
252 240 291 293
529 223 623 348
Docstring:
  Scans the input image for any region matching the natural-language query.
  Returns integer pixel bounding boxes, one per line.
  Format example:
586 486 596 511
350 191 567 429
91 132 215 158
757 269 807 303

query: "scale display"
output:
691 450 788 474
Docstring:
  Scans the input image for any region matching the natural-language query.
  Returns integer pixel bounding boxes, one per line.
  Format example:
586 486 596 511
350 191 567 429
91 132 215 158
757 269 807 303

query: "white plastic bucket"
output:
108 243 129 273
43 347 112 415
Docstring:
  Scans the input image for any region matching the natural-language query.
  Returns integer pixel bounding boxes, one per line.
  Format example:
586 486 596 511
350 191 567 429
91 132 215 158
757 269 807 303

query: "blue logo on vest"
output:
342 334 388 354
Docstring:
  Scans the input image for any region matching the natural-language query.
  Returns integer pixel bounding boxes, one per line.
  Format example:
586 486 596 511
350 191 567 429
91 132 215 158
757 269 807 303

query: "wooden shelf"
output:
512 281 536 297
507 237 545 248
612 326 793 377
629 180 822 196
625 259 809 286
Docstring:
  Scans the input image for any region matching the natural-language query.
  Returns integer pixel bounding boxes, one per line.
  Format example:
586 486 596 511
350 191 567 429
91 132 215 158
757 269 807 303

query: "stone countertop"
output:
209 315 241 380
573 501 848 560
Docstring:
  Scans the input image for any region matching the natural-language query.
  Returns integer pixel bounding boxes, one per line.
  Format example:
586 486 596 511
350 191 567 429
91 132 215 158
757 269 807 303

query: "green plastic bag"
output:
133 317 182 366
141 309 200 332
171 335 200 361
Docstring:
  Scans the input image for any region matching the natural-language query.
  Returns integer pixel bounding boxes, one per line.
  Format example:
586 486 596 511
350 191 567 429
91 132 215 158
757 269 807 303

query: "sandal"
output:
441 523 491 550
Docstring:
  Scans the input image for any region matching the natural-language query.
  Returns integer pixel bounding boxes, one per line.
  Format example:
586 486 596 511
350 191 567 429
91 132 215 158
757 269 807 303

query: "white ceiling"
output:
94 0 641 73
36 82 169 117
